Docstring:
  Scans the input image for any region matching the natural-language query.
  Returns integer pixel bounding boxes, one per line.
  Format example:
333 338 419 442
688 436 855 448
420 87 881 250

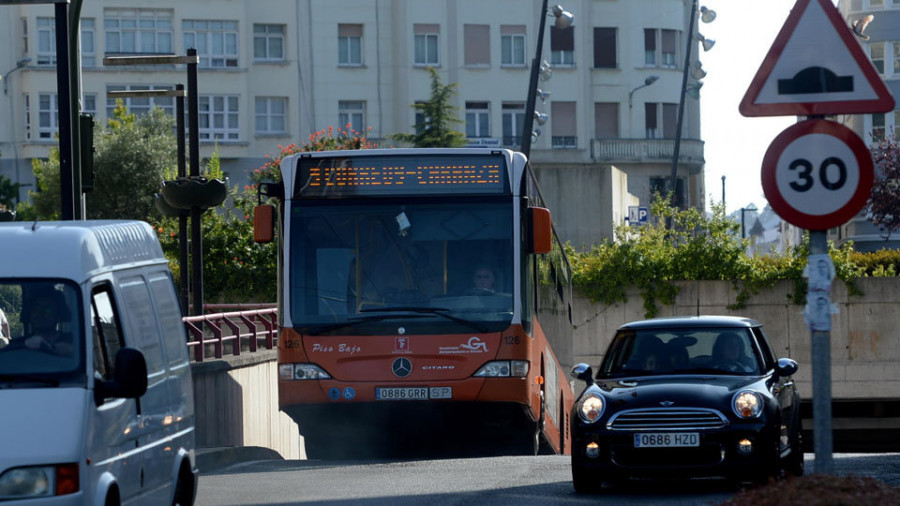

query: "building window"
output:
37 17 56 65
414 24 439 66
500 25 526 66
338 24 363 66
893 42 900 76
551 101 577 149
106 85 175 118
83 93 97 116
644 29 676 68
593 27 617 69
183 20 239 68
81 18 96 67
24 94 31 140
645 102 679 138
872 113 886 141
594 102 619 138
871 43 884 74
501 102 525 147
550 25 574 66
39 17 96 66
254 24 284 61
38 92 58 139
255 97 287 135
199 95 240 140
464 24 490 67
104 9 174 55
466 102 490 138
339 100 366 132
651 177 685 208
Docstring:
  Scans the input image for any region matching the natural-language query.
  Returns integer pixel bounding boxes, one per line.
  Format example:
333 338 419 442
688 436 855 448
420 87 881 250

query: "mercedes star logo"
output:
660 401 675 407
392 357 412 378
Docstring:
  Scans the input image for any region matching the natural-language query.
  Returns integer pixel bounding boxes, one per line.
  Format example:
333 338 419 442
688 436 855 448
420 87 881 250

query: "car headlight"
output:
279 363 331 381
577 392 605 423
473 360 529 378
0 464 79 498
733 390 763 418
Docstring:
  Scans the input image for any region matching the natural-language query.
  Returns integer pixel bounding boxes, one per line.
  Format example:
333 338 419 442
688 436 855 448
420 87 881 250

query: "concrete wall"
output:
573 277 900 401
191 350 302 460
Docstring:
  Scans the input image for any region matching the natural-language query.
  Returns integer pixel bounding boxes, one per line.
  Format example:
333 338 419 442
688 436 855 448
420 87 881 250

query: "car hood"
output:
589 375 766 412
0 388 87 471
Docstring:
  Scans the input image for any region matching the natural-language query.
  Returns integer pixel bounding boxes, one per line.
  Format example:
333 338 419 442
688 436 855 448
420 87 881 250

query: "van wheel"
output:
173 463 195 506
105 487 120 506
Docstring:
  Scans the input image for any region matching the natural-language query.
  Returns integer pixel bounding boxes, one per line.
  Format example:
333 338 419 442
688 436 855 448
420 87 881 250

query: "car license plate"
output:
375 387 452 400
634 432 699 448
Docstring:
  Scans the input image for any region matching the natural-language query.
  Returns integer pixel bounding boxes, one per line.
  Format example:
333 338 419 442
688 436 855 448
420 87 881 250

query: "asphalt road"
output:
195 452 900 506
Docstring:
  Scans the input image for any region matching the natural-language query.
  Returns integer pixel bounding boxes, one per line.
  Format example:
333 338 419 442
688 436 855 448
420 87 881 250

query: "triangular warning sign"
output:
740 0 895 117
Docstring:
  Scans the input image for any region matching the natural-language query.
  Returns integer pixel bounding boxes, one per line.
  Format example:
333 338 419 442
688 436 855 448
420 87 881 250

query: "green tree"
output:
391 67 467 148
21 102 176 221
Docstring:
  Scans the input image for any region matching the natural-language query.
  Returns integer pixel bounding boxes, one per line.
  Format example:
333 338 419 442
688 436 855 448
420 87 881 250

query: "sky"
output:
700 1 802 214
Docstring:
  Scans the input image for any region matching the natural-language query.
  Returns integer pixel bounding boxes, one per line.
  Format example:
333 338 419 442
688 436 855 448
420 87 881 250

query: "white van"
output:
0 221 197 505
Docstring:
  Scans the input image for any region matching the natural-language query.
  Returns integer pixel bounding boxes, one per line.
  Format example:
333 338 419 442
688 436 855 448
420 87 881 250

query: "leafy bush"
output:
719 474 898 506
569 197 867 317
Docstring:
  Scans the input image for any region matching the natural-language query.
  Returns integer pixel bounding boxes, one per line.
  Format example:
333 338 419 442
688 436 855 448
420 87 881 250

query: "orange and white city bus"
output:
254 148 575 459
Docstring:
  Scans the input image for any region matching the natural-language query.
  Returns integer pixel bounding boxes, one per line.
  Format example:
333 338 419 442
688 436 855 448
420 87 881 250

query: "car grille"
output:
607 408 728 431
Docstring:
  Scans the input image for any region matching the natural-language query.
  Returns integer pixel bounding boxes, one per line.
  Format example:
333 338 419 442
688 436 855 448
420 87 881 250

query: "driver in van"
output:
22 293 74 356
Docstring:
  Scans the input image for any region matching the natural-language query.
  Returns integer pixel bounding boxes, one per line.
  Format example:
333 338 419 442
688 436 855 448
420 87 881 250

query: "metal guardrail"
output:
183 307 279 362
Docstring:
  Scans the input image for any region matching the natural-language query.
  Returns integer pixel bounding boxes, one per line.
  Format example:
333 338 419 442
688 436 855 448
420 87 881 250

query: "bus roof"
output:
0 220 168 282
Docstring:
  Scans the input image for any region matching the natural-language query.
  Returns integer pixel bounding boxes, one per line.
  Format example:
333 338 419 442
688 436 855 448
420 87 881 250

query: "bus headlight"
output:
473 360 529 378
732 391 763 419
577 393 605 423
279 363 332 381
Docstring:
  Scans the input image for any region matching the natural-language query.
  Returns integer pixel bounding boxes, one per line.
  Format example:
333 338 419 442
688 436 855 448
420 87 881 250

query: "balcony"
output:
590 138 705 171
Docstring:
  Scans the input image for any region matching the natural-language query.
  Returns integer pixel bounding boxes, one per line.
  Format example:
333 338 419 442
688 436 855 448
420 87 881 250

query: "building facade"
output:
836 0 900 251
0 0 706 250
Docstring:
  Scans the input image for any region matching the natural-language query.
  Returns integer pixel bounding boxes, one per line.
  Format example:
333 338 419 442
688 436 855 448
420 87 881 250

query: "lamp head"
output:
551 5 574 29
16 57 32 68
645 75 660 86
534 111 549 126
700 6 716 23
537 89 551 103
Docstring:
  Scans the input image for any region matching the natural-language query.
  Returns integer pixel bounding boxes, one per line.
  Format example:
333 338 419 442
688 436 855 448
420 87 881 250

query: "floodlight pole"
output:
520 0 550 159
54 1 75 220
669 0 698 208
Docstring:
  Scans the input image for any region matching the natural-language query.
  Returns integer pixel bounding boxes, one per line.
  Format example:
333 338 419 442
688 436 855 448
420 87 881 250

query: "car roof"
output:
618 315 761 331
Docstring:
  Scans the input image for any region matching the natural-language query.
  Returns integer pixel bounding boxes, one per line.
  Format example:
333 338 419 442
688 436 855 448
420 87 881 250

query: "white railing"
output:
590 138 705 165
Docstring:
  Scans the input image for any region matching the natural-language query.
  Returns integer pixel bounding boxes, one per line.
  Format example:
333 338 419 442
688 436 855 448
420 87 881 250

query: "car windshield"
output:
597 327 763 377
288 199 515 335
0 280 85 384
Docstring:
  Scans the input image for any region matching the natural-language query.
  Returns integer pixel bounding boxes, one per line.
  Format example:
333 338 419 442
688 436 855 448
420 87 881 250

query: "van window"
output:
118 276 165 374
148 273 188 365
91 286 124 381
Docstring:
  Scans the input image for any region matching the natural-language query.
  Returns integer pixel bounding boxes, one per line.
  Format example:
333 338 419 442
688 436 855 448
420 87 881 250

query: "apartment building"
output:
0 0 706 250
833 0 900 251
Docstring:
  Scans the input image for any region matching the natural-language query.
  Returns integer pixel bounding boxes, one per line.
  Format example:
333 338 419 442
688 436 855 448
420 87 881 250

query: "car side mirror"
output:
776 357 798 377
571 363 594 386
95 347 148 405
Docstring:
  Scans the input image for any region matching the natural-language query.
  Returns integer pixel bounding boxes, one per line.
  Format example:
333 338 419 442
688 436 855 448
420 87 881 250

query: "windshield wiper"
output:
361 307 490 333
303 313 431 336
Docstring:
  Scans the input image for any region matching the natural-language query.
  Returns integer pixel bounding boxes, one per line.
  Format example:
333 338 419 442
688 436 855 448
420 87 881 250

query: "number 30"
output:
788 157 847 192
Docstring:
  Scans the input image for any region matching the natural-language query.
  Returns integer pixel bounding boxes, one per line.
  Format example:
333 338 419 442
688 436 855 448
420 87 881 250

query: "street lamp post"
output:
520 1 572 159
669 0 715 208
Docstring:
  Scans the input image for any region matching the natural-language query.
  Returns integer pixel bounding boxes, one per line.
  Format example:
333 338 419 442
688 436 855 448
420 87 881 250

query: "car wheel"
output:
784 429 804 477
172 461 195 506
572 464 601 494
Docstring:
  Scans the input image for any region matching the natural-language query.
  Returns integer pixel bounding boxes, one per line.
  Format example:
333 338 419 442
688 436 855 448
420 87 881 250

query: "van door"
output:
117 275 172 503
89 284 142 504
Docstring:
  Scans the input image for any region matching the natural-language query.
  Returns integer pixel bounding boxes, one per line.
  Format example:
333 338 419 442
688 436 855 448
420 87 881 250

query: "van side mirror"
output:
95 348 148 405
528 207 552 254
254 205 275 243
571 363 594 386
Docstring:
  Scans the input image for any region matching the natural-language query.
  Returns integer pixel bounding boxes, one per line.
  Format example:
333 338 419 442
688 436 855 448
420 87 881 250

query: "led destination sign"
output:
297 154 509 196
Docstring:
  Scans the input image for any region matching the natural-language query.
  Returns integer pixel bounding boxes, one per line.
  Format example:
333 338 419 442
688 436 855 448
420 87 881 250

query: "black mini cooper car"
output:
570 316 803 492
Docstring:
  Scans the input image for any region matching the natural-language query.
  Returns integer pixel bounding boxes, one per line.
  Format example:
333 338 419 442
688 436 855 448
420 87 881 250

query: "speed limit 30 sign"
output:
761 119 873 230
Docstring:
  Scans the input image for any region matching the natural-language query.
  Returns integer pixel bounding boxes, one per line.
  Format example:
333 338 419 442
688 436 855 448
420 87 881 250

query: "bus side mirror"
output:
254 205 275 243
528 207 552 254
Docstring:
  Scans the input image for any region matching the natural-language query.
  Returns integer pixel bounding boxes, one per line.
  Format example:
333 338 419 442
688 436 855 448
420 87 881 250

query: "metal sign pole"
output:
809 229 833 473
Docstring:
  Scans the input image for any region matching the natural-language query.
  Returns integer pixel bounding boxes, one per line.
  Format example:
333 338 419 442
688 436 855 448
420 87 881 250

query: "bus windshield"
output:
289 199 514 335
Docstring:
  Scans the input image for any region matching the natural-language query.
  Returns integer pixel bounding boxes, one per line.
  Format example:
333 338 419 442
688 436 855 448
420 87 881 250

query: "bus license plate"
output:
375 387 452 400
634 432 699 448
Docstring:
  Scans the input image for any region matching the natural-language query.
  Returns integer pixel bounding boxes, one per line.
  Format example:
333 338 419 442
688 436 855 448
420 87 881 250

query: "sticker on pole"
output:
761 119 873 230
